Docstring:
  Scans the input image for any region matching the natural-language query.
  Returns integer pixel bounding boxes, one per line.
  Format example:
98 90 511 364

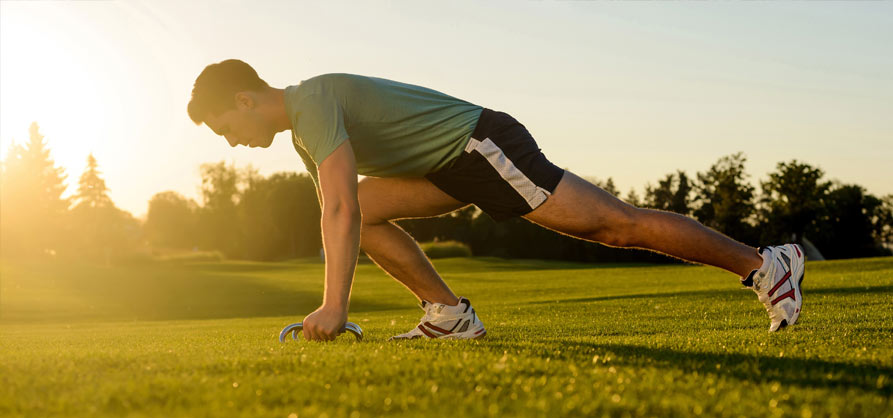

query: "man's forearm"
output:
320 208 361 310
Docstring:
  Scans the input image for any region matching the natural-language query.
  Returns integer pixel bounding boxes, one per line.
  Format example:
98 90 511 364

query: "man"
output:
187 59 805 342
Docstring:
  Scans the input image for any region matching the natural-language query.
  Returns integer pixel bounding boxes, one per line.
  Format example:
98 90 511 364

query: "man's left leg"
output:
357 176 487 340
522 170 763 277
522 170 806 332
357 176 465 305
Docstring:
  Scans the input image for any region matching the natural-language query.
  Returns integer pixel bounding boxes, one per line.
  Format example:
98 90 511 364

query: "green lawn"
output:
1 256 891 417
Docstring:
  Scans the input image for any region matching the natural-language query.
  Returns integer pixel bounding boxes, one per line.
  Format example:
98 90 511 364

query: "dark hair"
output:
187 59 270 125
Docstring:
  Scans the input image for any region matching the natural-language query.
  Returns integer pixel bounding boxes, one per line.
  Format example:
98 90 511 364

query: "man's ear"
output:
234 92 255 110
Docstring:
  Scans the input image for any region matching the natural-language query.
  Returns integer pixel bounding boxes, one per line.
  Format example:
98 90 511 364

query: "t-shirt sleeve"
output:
294 93 349 166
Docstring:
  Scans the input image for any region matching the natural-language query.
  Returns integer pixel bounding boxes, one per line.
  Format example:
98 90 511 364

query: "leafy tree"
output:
759 160 830 244
0 122 69 257
813 184 891 259
237 171 321 260
693 153 757 244
878 195 893 246
265 172 321 258
196 161 243 257
144 191 199 250
200 161 241 210
644 171 692 215
179 163 324 260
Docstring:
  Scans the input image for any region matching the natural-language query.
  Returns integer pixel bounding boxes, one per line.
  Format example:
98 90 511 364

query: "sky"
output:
2 1 891 218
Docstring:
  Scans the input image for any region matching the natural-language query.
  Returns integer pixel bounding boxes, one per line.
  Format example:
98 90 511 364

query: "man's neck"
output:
268 87 291 133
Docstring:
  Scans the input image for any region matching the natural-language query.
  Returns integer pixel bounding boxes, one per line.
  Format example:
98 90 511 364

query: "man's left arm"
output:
301 139 361 341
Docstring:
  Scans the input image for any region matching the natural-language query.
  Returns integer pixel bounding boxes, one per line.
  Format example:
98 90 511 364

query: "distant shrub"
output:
112 251 157 266
420 241 472 259
155 250 225 263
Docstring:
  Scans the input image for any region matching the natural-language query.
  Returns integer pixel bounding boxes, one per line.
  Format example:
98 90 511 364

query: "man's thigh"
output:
522 171 636 241
358 176 468 223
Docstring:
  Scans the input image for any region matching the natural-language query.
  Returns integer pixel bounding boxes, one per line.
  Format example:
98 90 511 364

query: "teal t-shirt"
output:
284 74 482 190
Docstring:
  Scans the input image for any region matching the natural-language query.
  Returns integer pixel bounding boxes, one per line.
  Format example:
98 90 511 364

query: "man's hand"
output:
302 304 348 342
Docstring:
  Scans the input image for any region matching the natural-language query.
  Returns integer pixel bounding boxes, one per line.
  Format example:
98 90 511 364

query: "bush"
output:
153 249 225 263
419 241 472 259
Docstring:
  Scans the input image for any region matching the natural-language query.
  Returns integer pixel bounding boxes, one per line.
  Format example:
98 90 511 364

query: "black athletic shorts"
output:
425 108 565 222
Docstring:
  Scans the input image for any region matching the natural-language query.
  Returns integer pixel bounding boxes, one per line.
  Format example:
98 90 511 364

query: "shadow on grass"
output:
529 285 893 305
483 339 892 396
435 257 666 273
81 272 402 322
174 262 303 273
2 263 402 323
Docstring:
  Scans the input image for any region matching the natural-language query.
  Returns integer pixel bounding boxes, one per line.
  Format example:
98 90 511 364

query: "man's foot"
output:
742 244 806 332
388 297 487 340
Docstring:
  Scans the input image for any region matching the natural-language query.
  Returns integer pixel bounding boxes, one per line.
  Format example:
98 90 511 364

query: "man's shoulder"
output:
287 74 367 106
297 73 368 91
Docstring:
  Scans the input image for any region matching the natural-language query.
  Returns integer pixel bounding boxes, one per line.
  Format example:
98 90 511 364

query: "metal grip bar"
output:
278 321 364 342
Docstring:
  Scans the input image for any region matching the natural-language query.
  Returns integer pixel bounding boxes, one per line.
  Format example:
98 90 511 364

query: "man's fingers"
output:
300 319 342 342
305 324 322 341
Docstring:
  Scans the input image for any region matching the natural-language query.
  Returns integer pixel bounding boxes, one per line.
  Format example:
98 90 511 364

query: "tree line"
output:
2 123 891 263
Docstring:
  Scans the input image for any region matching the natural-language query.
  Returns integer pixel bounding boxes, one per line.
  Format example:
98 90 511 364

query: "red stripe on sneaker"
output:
424 322 452 335
771 288 796 306
474 329 485 335
768 270 792 297
417 324 437 338
794 245 802 257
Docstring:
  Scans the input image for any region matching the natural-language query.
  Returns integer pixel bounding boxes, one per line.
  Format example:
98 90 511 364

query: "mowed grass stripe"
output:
1 257 891 417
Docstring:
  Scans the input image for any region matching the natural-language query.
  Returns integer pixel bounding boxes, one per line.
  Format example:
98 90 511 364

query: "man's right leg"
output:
357 176 467 306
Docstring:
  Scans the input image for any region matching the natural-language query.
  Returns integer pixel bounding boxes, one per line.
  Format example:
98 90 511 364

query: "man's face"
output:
204 93 275 149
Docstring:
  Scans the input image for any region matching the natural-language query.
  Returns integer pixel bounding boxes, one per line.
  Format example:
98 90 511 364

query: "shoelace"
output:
417 303 434 323
418 302 470 325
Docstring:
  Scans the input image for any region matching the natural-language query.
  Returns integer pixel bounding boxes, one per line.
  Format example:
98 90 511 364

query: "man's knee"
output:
357 178 389 226
359 204 389 227
587 206 641 248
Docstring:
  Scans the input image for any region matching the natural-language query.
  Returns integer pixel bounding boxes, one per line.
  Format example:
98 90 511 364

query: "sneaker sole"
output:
389 327 487 341
786 244 806 327
440 328 487 340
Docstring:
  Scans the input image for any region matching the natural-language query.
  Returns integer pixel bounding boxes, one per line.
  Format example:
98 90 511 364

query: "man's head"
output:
188 59 283 148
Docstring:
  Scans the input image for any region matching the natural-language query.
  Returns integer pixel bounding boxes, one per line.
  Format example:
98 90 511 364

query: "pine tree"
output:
67 153 140 263
73 153 113 209
602 177 620 197
625 189 642 207
0 122 69 257
23 123 69 215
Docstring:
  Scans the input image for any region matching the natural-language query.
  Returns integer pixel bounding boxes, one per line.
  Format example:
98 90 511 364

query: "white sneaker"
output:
388 297 487 340
743 244 806 332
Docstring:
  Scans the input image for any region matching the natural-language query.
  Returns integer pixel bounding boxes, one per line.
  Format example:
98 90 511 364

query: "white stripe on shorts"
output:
465 137 551 210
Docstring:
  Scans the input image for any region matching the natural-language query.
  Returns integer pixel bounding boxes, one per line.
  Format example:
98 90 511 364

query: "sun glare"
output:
0 4 109 173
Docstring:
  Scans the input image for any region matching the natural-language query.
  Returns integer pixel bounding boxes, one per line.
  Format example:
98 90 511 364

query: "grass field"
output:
1 256 891 417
